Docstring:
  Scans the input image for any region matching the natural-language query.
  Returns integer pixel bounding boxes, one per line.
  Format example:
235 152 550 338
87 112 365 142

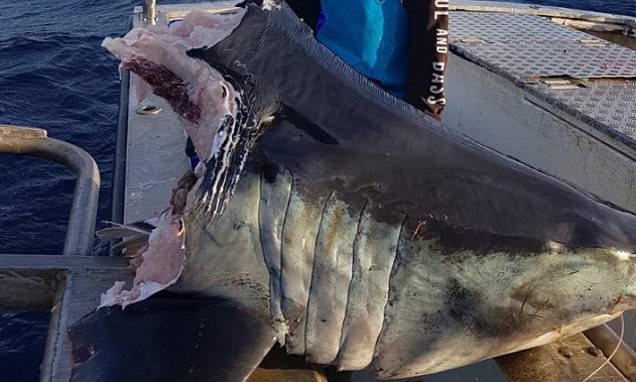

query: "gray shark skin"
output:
71 3 636 381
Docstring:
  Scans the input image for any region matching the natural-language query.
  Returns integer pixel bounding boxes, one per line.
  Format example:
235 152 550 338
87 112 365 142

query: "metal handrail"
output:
143 0 157 25
0 125 100 256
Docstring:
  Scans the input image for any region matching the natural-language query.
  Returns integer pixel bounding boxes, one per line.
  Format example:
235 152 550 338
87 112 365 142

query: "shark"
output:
70 2 636 381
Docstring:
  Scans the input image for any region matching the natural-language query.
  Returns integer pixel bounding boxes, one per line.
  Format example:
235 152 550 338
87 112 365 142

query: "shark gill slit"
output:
373 216 408 358
257 168 293 344
304 189 336 360
276 171 294 341
279 182 326 354
309 191 361 364
334 200 368 364
256 171 276 334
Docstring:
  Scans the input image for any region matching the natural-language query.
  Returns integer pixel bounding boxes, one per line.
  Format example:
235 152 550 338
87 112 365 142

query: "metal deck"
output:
449 2 636 146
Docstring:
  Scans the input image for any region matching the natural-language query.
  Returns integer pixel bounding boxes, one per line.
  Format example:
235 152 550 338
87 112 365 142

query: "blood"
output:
124 57 202 123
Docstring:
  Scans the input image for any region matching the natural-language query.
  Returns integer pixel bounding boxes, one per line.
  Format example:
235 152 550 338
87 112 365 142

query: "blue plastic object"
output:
316 0 409 95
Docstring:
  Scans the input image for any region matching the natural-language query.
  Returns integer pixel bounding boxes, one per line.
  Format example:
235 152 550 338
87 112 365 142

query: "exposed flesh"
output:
103 9 245 161
99 9 246 307
100 209 184 308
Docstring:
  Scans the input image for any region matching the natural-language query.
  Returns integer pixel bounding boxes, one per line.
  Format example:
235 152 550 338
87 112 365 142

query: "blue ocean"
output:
0 0 634 380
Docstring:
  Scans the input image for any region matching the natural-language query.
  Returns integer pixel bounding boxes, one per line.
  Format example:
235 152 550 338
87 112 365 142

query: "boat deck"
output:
450 1 636 145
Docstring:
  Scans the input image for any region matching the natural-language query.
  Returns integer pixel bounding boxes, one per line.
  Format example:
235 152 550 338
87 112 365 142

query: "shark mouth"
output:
99 7 262 307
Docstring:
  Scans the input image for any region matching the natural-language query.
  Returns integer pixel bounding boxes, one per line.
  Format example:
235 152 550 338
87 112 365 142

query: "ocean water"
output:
0 0 633 380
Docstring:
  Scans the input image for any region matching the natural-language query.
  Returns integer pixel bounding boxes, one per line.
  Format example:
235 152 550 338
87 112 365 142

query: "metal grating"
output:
534 79 636 139
449 10 636 145
450 12 636 80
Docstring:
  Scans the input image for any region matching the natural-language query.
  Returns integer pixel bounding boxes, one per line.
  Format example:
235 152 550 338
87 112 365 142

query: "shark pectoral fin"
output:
69 296 276 382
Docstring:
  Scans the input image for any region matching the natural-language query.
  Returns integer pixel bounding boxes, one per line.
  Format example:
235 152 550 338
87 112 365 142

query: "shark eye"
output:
221 84 228 98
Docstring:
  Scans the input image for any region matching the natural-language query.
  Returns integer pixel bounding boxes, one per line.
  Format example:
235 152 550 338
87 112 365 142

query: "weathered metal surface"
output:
0 255 128 308
0 255 127 311
450 0 636 30
585 324 636 380
0 269 60 311
585 31 636 50
448 9 636 153
0 125 100 256
0 254 129 382
249 348 330 382
550 18 630 34
132 2 243 33
123 90 189 223
538 79 636 140
0 254 128 270
349 362 505 381
496 333 628 382
40 269 133 382
0 254 130 382
450 12 636 80
247 369 328 382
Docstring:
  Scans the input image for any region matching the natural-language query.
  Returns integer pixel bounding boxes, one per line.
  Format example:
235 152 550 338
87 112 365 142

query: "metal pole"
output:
111 69 130 224
142 0 157 25
0 125 100 256
584 325 636 380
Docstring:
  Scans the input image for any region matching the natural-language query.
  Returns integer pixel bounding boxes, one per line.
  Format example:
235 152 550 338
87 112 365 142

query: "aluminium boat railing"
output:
0 124 130 382
0 125 100 257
